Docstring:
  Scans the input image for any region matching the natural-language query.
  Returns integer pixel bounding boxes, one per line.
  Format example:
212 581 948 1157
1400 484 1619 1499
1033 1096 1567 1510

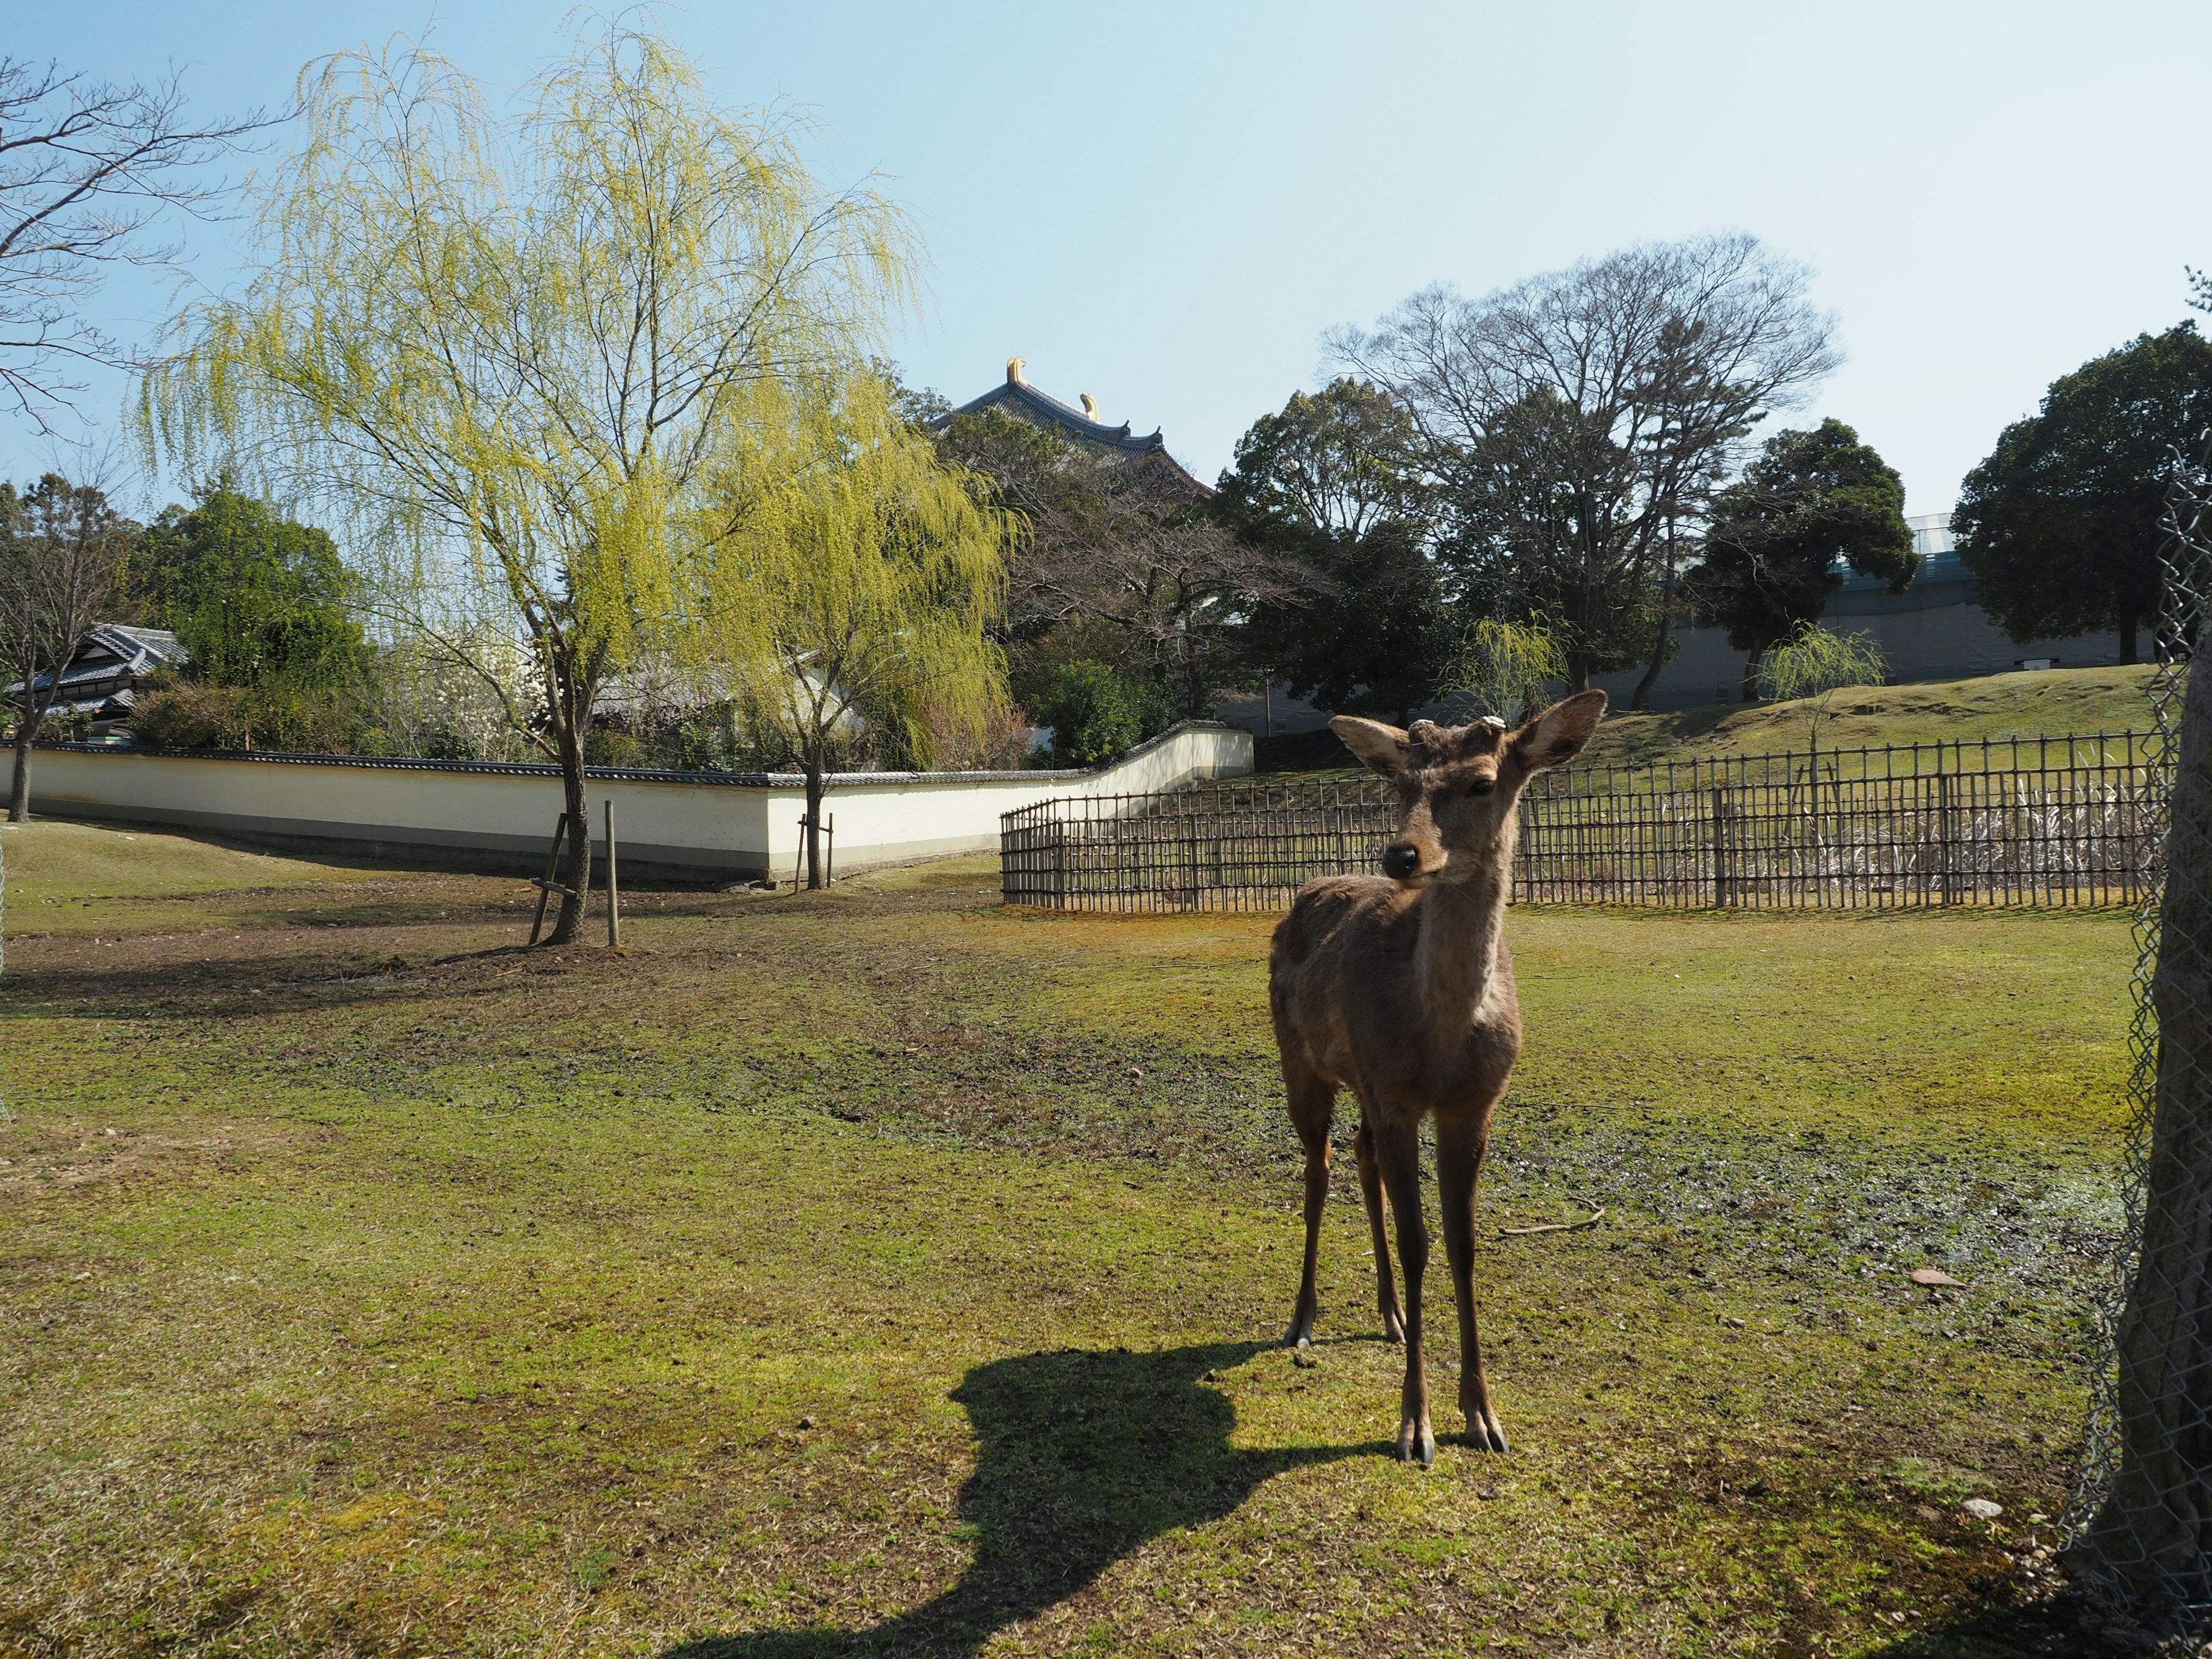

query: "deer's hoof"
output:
1461 1389 1510 1452
1396 1416 1435 1468
1283 1314 1315 1349
1466 1415 1510 1455
1380 1314 1405 1345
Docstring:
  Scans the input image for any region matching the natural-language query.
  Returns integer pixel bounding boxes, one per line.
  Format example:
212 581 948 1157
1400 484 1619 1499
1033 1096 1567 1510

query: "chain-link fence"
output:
2067 430 2212 1639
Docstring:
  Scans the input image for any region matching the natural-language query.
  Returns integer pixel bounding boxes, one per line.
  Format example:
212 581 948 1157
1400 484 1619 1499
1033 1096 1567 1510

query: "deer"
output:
1267 690 1607 1467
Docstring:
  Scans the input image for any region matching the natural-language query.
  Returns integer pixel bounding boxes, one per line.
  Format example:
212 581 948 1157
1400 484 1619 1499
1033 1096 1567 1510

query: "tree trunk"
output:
1741 648 1764 706
2074 634 2212 1627
544 718 591 945
1630 606 1673 713
2122 609 2140 666
8 726 31 822
804 757 824 890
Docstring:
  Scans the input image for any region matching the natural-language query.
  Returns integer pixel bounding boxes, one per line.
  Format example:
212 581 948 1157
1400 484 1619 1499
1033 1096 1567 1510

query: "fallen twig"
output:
1499 1207 1605 1237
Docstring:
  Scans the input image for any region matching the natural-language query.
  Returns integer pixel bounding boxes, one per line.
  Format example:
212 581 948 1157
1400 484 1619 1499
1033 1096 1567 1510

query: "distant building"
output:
4 623 188 735
933 357 1210 494
1593 512 2127 711
1218 509 2130 735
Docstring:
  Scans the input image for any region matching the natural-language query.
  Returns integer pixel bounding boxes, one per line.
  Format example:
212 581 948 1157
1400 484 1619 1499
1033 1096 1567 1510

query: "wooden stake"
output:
605 798 620 948
529 812 569 945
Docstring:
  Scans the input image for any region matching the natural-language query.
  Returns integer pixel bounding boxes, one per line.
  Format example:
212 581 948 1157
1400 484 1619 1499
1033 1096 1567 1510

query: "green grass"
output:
0 823 2133 1655
1582 665 2158 769
1262 665 2158 779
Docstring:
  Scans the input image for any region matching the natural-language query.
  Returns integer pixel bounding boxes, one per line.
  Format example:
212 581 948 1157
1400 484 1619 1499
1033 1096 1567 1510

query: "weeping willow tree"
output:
711 375 1014 888
1445 616 1567 725
139 22 912 942
1758 621 1887 756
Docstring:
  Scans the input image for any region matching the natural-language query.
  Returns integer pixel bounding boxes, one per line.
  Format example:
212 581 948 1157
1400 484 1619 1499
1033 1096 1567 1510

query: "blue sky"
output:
7 1 2208 517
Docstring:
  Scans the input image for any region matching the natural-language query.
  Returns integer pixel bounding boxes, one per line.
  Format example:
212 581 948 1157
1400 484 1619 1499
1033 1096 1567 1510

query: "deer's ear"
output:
1511 690 1607 771
1330 715 1410 777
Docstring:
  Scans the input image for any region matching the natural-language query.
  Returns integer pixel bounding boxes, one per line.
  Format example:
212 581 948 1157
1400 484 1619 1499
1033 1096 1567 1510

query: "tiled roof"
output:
934 377 1168 458
7 623 188 704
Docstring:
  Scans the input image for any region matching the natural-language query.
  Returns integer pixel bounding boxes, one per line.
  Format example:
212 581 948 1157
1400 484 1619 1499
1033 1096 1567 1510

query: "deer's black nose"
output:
1382 843 1422 880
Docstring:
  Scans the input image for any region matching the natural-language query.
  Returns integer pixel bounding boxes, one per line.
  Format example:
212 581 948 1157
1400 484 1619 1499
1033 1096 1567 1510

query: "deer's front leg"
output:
1437 1106 1507 1453
1370 1111 1432 1467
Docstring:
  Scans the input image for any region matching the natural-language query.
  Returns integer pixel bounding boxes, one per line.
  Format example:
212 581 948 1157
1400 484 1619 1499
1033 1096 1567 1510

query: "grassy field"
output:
1258 665 2159 777
0 819 2139 1656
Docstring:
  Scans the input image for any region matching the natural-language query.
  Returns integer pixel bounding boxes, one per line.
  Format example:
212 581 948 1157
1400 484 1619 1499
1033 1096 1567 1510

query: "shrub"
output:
1035 661 1142 766
128 675 367 752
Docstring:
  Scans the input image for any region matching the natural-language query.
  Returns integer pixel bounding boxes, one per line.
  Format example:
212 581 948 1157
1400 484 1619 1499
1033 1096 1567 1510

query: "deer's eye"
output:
1467 777 1495 797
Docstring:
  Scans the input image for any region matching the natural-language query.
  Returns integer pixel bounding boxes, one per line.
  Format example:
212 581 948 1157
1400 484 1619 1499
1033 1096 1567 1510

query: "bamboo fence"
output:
1000 731 2156 913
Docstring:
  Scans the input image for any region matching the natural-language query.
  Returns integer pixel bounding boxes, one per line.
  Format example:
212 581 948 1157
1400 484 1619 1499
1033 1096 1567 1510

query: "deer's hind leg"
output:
1281 1058 1335 1349
1354 1108 1407 1343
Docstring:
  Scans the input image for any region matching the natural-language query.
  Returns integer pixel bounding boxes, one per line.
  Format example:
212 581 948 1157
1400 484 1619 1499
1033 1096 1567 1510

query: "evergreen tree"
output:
1688 419 1915 700
1953 324 2212 665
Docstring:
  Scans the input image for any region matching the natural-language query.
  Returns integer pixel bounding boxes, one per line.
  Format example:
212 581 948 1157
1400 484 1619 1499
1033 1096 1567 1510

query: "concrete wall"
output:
1592 558 2126 713
23 721 1253 881
1217 556 2127 730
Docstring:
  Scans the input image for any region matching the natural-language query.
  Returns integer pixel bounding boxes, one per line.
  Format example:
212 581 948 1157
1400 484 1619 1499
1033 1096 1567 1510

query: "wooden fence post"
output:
1711 785 1729 909
1939 771 1956 907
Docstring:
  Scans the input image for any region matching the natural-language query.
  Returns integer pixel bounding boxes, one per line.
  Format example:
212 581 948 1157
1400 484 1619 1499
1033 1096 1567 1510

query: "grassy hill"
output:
1254 664 2160 775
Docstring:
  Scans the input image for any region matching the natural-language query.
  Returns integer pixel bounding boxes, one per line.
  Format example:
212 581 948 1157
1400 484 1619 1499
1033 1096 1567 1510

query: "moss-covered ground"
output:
0 820 2139 1656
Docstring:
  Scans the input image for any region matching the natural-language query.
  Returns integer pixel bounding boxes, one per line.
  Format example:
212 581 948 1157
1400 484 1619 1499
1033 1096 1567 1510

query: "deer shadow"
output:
664 1339 1376 1658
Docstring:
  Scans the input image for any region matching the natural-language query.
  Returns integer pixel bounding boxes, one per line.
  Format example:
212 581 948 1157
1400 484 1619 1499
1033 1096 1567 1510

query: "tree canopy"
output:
1214 379 1450 722
709 374 1014 886
1 472 131 817
134 476 367 694
1688 418 1915 698
0 57 271 433
141 21 914 940
1334 234 1838 695
1952 324 2212 665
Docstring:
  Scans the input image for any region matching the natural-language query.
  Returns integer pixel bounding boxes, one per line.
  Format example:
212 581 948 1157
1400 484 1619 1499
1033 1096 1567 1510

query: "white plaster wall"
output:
25 722 1251 878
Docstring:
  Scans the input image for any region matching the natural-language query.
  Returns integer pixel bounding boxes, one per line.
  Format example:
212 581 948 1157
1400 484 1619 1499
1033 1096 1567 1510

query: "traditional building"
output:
5 623 188 736
934 357 1210 495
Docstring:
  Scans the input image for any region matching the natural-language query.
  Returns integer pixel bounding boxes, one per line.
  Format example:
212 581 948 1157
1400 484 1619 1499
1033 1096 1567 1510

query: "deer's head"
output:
1330 691 1608 887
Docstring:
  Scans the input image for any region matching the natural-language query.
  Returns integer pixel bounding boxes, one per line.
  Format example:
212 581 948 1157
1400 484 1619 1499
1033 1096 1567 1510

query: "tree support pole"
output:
529 813 571 946
605 798 620 949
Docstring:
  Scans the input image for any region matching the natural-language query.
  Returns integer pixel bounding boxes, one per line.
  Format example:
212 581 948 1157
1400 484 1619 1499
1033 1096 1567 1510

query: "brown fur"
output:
1267 690 1608 1465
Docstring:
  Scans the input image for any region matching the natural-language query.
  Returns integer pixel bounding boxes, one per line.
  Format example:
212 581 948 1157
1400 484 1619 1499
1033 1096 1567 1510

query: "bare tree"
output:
1 473 132 818
0 58 272 433
1018 450 1310 719
1332 234 1838 699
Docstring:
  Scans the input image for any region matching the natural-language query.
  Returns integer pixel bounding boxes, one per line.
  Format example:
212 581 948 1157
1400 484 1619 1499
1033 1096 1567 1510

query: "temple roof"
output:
934 358 1168 458
932 358 1211 498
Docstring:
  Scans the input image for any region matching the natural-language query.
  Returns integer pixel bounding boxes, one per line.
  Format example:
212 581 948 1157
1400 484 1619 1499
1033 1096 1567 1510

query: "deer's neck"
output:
1412 857 1511 1031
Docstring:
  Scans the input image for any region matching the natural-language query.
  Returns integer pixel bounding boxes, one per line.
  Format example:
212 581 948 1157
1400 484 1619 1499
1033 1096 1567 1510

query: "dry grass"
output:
0 822 2139 1656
